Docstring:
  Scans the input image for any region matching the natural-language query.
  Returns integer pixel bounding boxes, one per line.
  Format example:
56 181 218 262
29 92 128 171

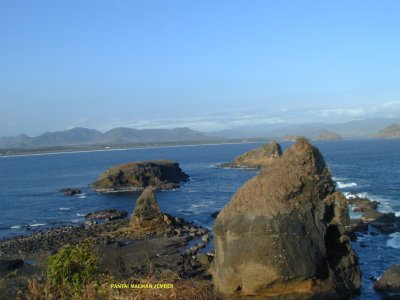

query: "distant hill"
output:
0 127 216 149
314 132 342 141
210 118 400 139
374 124 400 138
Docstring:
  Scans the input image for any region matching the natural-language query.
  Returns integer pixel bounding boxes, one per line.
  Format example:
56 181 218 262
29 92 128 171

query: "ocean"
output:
0 139 399 299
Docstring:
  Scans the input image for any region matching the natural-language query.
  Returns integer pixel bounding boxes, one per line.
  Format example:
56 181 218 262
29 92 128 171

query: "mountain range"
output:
1 117 399 150
0 127 215 149
210 117 400 139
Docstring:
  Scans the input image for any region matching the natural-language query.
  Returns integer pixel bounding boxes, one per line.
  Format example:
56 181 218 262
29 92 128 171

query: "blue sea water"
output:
0 139 399 299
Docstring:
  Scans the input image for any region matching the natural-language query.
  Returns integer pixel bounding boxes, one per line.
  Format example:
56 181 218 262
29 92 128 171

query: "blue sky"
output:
1 1 400 136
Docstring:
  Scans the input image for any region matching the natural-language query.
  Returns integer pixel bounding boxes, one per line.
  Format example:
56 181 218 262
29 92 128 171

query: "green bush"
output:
46 239 99 295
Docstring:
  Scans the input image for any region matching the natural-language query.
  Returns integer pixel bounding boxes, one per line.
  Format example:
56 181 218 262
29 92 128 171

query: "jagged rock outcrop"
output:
220 141 282 168
211 138 360 299
129 187 170 235
91 160 189 192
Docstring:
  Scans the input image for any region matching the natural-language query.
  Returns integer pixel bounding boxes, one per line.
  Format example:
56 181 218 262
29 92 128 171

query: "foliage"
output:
45 238 99 296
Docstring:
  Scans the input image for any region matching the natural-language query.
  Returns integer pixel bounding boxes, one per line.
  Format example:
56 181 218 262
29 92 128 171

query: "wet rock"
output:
361 210 386 222
85 209 127 221
91 160 189 192
348 219 369 241
211 138 360 299
348 196 379 212
210 211 220 218
59 188 81 196
370 213 400 234
374 265 400 292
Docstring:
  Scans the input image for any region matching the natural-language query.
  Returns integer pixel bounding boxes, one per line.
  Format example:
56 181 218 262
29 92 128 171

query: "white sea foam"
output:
71 219 81 223
387 232 400 249
59 207 71 211
344 192 368 199
336 181 357 189
344 191 396 213
78 194 88 199
10 225 22 229
76 213 85 217
395 211 400 217
30 223 46 227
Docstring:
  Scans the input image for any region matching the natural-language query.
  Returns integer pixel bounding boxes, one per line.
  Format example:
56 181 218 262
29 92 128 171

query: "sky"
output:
1 0 400 137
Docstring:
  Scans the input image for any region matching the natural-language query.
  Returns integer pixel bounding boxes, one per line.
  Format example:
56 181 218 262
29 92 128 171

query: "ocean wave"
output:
30 223 46 227
78 194 88 199
387 232 400 249
344 192 395 213
76 213 85 217
59 207 71 211
344 192 368 199
336 181 357 189
10 225 22 229
71 219 81 223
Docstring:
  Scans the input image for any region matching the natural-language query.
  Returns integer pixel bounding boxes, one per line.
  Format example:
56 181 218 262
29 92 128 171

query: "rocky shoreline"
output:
0 191 214 299
2 140 400 299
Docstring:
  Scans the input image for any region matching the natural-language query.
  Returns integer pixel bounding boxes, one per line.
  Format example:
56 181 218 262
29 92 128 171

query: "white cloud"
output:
95 101 400 132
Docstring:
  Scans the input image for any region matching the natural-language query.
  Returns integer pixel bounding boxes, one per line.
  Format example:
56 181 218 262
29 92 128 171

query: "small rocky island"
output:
91 160 189 192
219 141 282 168
211 138 360 299
314 131 342 141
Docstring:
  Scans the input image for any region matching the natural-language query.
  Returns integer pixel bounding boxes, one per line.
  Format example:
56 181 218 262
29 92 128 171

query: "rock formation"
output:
129 187 170 235
59 188 81 196
220 141 282 168
211 138 360 299
84 209 127 221
374 265 400 292
91 160 189 192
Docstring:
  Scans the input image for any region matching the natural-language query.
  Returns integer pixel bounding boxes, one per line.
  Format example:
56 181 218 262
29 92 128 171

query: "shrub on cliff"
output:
46 239 100 295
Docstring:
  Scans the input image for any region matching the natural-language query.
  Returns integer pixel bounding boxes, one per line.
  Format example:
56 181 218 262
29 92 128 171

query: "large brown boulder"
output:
91 160 189 192
129 187 170 235
211 138 360 299
221 141 282 168
374 265 400 292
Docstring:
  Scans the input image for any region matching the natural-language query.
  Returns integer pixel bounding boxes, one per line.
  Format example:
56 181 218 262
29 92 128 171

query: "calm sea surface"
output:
1 140 399 299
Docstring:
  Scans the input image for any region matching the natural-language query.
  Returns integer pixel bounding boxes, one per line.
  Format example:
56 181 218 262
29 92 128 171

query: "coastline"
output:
0 139 267 158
